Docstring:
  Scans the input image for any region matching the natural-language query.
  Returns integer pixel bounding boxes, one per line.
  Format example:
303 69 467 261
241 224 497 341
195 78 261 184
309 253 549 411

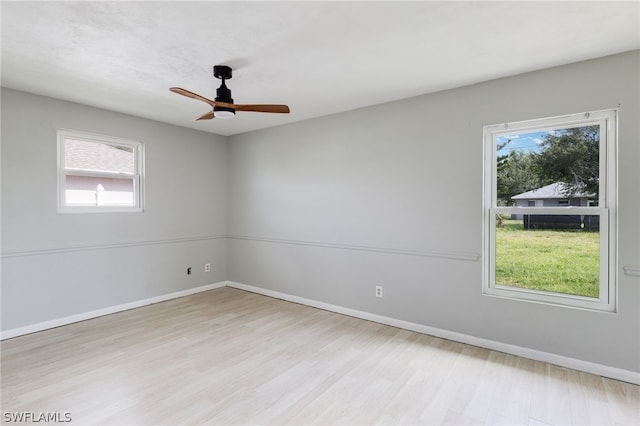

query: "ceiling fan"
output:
170 65 290 121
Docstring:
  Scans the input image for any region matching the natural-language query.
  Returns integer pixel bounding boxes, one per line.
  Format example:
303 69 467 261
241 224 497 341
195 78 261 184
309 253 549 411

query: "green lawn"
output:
495 218 600 297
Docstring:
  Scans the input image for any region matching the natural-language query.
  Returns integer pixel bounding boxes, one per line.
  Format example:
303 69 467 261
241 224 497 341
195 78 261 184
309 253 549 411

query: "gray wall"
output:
227 51 640 372
1 88 228 330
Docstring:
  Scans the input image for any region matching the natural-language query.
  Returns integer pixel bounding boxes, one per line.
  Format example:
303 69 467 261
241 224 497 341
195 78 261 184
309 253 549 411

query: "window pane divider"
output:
63 169 136 179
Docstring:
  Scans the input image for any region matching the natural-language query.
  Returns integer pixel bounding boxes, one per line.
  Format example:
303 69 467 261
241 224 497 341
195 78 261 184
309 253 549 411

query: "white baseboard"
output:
0 281 227 340
227 281 640 385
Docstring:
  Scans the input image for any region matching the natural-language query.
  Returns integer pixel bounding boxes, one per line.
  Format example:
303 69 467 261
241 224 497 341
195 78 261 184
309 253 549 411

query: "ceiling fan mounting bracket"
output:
213 65 232 80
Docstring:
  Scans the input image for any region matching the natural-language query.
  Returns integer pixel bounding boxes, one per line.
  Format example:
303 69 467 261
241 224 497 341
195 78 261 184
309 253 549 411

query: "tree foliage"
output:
496 150 540 205
496 125 600 205
533 125 599 198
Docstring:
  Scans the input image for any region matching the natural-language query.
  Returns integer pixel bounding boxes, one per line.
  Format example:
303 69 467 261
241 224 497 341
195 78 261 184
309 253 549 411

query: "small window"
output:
483 110 617 311
58 130 144 213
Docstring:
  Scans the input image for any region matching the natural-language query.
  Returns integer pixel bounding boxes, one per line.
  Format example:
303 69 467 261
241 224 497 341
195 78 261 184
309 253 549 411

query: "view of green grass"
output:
495 218 600 298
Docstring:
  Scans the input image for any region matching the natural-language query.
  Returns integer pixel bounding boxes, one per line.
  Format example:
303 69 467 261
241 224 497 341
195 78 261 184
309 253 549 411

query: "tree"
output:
533 125 600 198
497 150 541 205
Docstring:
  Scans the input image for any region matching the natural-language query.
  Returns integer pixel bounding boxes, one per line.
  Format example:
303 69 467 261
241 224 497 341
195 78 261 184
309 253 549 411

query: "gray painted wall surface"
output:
227 51 640 372
1 88 228 330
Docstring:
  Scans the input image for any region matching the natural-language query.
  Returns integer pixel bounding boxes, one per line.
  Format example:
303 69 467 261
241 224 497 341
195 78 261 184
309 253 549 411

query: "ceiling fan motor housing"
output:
215 82 234 104
214 83 235 116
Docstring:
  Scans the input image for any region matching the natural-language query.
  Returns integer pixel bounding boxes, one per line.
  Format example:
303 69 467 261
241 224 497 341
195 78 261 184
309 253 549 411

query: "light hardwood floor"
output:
2 287 638 425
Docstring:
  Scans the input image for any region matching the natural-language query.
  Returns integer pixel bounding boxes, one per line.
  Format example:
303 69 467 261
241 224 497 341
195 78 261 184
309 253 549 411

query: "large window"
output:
483 110 617 311
58 129 144 213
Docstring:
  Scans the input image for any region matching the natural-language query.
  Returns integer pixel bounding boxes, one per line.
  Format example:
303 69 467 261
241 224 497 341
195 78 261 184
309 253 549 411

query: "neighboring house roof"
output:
511 182 594 200
64 138 134 174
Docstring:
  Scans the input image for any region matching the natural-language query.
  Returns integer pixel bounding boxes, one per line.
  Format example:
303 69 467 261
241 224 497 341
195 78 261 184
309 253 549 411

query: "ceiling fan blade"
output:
195 111 215 121
170 87 217 108
234 104 290 113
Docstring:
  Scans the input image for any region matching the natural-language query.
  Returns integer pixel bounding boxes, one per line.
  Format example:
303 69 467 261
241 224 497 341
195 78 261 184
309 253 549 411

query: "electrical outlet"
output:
187 267 192 275
375 286 383 298
205 263 211 272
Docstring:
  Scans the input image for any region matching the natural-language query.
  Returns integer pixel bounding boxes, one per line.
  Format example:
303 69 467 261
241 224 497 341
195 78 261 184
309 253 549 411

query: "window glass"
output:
496 125 599 208
64 139 135 174
64 175 135 206
495 214 599 298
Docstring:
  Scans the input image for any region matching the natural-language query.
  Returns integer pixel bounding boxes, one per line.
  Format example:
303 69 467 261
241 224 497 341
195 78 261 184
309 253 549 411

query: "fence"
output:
523 215 599 231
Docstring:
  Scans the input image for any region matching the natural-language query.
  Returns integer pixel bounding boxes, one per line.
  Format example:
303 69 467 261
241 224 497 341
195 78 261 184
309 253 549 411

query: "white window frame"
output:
57 129 144 213
483 109 617 312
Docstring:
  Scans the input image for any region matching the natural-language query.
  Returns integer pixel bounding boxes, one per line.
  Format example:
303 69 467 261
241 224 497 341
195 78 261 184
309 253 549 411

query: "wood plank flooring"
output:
2 287 638 425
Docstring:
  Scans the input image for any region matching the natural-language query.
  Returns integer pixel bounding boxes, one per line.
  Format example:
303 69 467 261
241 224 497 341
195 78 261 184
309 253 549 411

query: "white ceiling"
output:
2 1 638 136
